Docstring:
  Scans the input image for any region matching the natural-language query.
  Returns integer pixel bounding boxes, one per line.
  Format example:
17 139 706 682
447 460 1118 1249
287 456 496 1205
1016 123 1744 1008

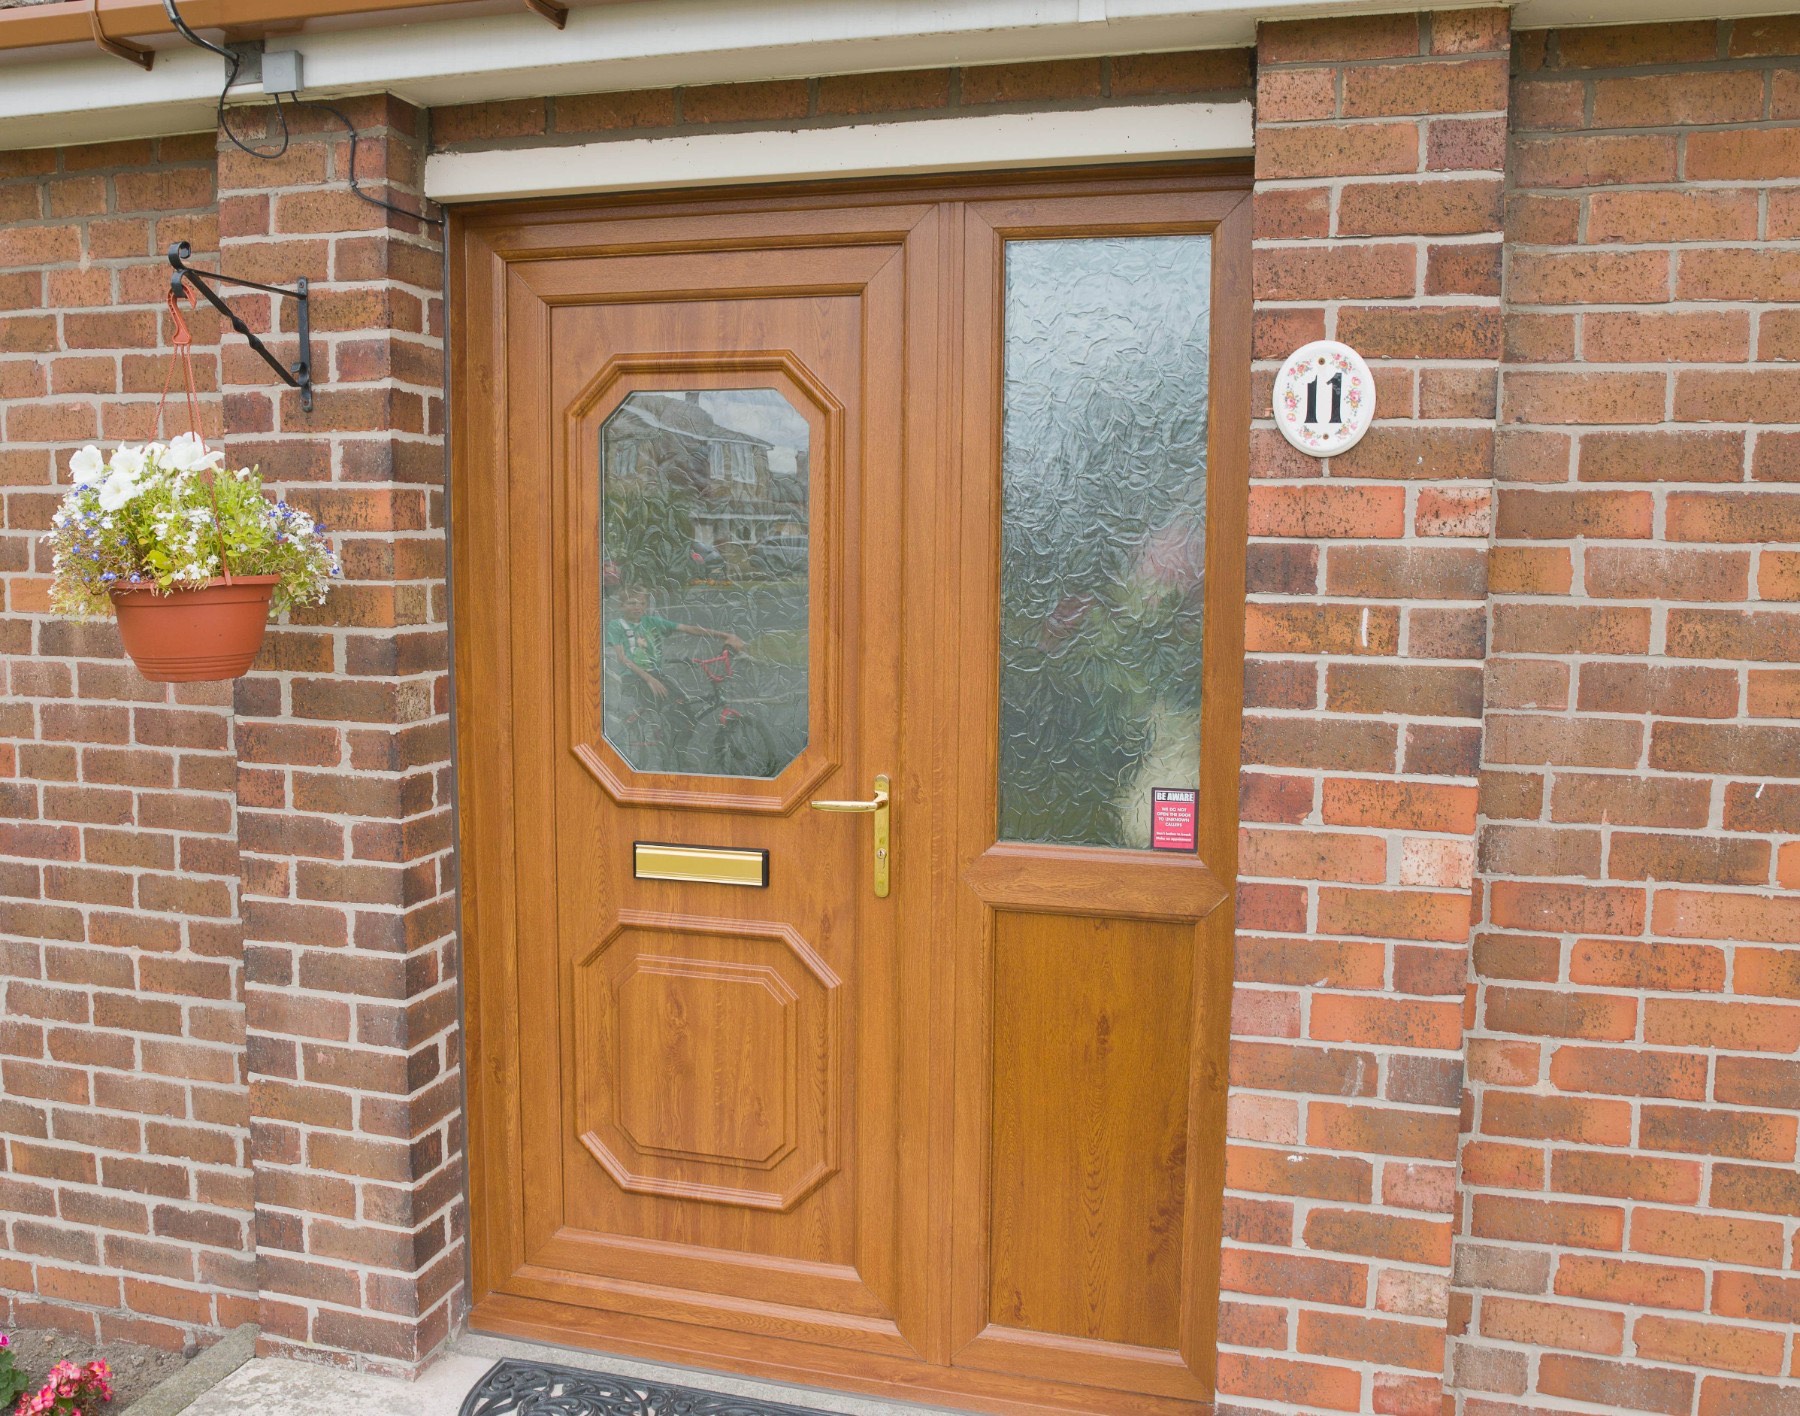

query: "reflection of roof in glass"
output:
611 393 774 448
700 389 812 451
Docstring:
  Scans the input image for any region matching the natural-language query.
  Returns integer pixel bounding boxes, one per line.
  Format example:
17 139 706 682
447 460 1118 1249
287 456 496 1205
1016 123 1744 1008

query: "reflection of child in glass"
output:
607 586 745 702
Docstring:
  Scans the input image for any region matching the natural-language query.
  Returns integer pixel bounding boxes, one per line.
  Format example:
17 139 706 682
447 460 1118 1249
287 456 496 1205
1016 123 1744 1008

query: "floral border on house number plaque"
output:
1273 339 1375 457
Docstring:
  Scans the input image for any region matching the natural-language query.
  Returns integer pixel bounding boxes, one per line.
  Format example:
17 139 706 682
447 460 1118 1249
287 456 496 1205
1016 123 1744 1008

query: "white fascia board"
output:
424 100 1253 203
289 0 1800 111
0 0 1778 152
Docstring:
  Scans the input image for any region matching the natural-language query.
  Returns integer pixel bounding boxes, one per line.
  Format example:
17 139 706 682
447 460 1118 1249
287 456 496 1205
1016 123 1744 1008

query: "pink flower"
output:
14 1355 114 1416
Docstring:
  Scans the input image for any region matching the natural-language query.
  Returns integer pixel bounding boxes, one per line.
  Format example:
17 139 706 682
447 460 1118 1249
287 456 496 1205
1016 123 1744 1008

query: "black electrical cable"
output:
161 0 289 159
306 101 445 228
160 0 442 228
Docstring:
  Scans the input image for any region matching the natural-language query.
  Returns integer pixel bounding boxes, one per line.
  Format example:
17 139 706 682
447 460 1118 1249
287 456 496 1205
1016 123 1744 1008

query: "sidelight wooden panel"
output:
453 165 1252 1416
987 912 1195 1351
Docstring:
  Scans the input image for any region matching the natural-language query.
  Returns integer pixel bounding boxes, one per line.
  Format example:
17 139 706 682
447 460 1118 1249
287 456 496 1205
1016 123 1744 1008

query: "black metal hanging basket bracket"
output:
167 241 313 413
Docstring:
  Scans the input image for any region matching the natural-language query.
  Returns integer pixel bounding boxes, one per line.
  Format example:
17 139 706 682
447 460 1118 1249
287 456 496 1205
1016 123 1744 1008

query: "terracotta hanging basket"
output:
113 286 277 684
109 574 280 683
43 282 337 683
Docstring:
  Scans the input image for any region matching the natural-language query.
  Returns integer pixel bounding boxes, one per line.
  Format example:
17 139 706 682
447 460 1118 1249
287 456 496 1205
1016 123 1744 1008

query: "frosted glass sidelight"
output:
600 389 810 779
998 236 1211 849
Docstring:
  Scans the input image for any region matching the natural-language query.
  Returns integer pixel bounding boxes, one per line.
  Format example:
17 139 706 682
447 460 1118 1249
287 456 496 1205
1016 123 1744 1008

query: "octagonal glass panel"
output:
600 389 810 778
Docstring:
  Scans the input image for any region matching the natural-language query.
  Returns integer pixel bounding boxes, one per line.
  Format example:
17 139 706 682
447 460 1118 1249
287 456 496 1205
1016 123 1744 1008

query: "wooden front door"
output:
454 168 1251 1416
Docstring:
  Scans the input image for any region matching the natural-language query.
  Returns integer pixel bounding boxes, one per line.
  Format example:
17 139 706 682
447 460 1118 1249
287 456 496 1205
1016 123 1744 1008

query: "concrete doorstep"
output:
122 1325 258 1416
168 1350 496 1416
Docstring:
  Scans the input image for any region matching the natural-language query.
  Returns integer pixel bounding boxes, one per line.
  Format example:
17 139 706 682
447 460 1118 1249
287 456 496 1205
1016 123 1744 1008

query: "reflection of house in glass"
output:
599 387 812 779
602 391 808 578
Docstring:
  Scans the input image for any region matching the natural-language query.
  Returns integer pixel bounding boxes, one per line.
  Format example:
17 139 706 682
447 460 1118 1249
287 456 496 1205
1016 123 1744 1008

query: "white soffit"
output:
423 100 1252 201
0 46 221 148
1511 0 1794 23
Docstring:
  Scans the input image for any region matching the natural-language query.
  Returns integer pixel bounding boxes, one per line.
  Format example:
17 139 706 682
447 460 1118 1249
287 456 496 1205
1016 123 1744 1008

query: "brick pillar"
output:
215 97 460 1375
1229 11 1508 1413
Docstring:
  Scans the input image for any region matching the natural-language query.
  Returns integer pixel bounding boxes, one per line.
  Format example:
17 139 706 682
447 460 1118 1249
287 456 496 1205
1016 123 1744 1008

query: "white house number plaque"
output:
1273 340 1374 457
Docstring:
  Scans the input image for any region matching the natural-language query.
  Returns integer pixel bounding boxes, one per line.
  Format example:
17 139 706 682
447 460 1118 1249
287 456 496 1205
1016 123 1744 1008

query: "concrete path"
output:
172 1332 964 1416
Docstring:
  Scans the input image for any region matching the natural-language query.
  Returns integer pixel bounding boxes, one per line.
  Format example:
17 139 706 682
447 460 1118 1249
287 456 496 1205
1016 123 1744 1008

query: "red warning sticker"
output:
1151 788 1199 852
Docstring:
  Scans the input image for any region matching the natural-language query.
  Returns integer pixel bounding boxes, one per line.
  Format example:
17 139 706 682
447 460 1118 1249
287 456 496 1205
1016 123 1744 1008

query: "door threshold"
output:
452 1330 971 1416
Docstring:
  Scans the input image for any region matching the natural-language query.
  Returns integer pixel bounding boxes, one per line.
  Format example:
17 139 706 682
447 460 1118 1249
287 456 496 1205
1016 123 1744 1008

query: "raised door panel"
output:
987 912 1194 1351
574 913 839 1211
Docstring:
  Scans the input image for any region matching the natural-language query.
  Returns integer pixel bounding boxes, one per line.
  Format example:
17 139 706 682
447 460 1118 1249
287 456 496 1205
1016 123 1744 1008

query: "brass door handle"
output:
809 773 890 897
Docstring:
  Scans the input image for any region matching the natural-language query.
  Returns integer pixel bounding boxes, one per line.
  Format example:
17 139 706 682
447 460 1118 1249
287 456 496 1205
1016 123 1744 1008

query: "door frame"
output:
449 162 1253 1416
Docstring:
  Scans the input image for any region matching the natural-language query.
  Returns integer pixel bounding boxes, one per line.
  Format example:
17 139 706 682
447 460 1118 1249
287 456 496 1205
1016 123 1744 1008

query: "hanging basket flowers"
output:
42 279 338 683
45 434 340 682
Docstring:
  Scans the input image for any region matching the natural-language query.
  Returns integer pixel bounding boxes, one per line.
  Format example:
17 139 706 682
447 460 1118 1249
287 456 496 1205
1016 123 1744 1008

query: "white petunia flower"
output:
163 433 215 473
69 446 105 486
109 446 146 479
96 471 141 512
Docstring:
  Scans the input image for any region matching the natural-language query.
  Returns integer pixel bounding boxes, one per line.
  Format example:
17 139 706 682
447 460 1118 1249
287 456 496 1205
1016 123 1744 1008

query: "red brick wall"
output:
1459 19 1800 1416
1232 12 1507 1414
0 136 257 1350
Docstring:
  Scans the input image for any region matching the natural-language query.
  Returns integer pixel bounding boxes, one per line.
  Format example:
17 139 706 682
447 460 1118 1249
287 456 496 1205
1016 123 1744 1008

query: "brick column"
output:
215 98 460 1375
1228 11 1508 1413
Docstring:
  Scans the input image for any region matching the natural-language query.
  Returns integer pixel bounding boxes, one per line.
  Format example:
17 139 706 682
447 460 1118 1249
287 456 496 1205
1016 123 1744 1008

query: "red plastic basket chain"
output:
147 282 233 586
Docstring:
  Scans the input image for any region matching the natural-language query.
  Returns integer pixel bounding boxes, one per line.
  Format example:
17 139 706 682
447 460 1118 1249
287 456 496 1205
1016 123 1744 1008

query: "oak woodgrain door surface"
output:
454 168 1250 1416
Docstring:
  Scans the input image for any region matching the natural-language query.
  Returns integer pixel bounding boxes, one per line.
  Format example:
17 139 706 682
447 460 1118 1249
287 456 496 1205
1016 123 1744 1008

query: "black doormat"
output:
458 1358 854 1416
